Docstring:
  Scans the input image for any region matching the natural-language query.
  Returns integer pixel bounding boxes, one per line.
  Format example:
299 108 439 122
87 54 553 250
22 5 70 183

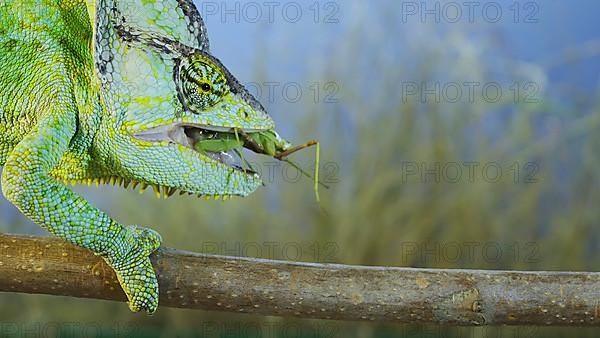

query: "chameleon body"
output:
0 0 280 313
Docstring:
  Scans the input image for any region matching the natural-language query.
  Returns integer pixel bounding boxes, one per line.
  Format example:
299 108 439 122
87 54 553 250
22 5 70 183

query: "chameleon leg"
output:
0 110 161 313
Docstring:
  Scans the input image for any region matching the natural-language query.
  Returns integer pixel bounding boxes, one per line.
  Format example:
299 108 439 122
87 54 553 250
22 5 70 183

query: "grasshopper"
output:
191 129 324 202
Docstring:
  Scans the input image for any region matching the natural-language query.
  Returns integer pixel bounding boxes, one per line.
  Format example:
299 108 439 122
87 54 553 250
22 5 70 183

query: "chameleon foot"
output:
105 225 162 313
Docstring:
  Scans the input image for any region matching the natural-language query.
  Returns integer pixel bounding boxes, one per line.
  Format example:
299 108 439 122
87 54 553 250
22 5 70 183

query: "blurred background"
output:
1 0 600 337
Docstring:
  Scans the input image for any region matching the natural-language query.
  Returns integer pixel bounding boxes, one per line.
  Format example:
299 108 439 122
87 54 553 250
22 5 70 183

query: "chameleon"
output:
0 0 294 313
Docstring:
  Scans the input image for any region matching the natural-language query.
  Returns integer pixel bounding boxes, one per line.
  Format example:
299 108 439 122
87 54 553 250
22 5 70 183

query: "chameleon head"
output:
97 49 274 198
91 0 278 198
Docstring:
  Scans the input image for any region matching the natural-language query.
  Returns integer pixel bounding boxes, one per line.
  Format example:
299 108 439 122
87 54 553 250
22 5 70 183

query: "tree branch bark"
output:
0 233 598 326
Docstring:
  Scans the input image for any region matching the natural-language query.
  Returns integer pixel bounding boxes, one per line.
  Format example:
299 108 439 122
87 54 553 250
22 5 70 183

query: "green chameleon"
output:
0 0 296 313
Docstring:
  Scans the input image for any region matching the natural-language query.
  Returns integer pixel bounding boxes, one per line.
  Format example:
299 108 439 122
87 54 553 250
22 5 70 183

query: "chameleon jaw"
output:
132 123 259 174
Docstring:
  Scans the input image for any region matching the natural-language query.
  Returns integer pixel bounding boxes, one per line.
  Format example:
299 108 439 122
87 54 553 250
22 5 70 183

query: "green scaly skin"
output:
0 0 279 313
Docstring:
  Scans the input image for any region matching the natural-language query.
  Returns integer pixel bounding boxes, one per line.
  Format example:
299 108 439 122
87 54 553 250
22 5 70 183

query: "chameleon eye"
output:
200 82 212 93
175 57 229 114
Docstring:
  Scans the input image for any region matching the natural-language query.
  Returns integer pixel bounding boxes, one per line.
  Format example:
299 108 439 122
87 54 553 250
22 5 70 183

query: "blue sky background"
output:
200 0 600 99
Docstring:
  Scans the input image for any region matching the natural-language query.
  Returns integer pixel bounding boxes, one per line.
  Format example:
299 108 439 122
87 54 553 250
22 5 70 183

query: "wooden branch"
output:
0 233 599 326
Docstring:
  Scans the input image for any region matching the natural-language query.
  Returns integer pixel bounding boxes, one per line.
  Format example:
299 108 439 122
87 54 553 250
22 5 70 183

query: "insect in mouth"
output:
191 128 325 202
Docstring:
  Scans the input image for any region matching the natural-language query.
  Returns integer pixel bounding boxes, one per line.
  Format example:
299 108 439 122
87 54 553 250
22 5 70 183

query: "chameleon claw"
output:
105 225 162 314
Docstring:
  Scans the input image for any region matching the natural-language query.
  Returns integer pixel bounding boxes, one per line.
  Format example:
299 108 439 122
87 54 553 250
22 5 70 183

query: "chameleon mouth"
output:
133 123 261 174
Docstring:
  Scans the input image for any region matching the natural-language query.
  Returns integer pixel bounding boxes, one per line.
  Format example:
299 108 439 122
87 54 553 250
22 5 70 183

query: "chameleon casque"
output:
0 0 291 313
